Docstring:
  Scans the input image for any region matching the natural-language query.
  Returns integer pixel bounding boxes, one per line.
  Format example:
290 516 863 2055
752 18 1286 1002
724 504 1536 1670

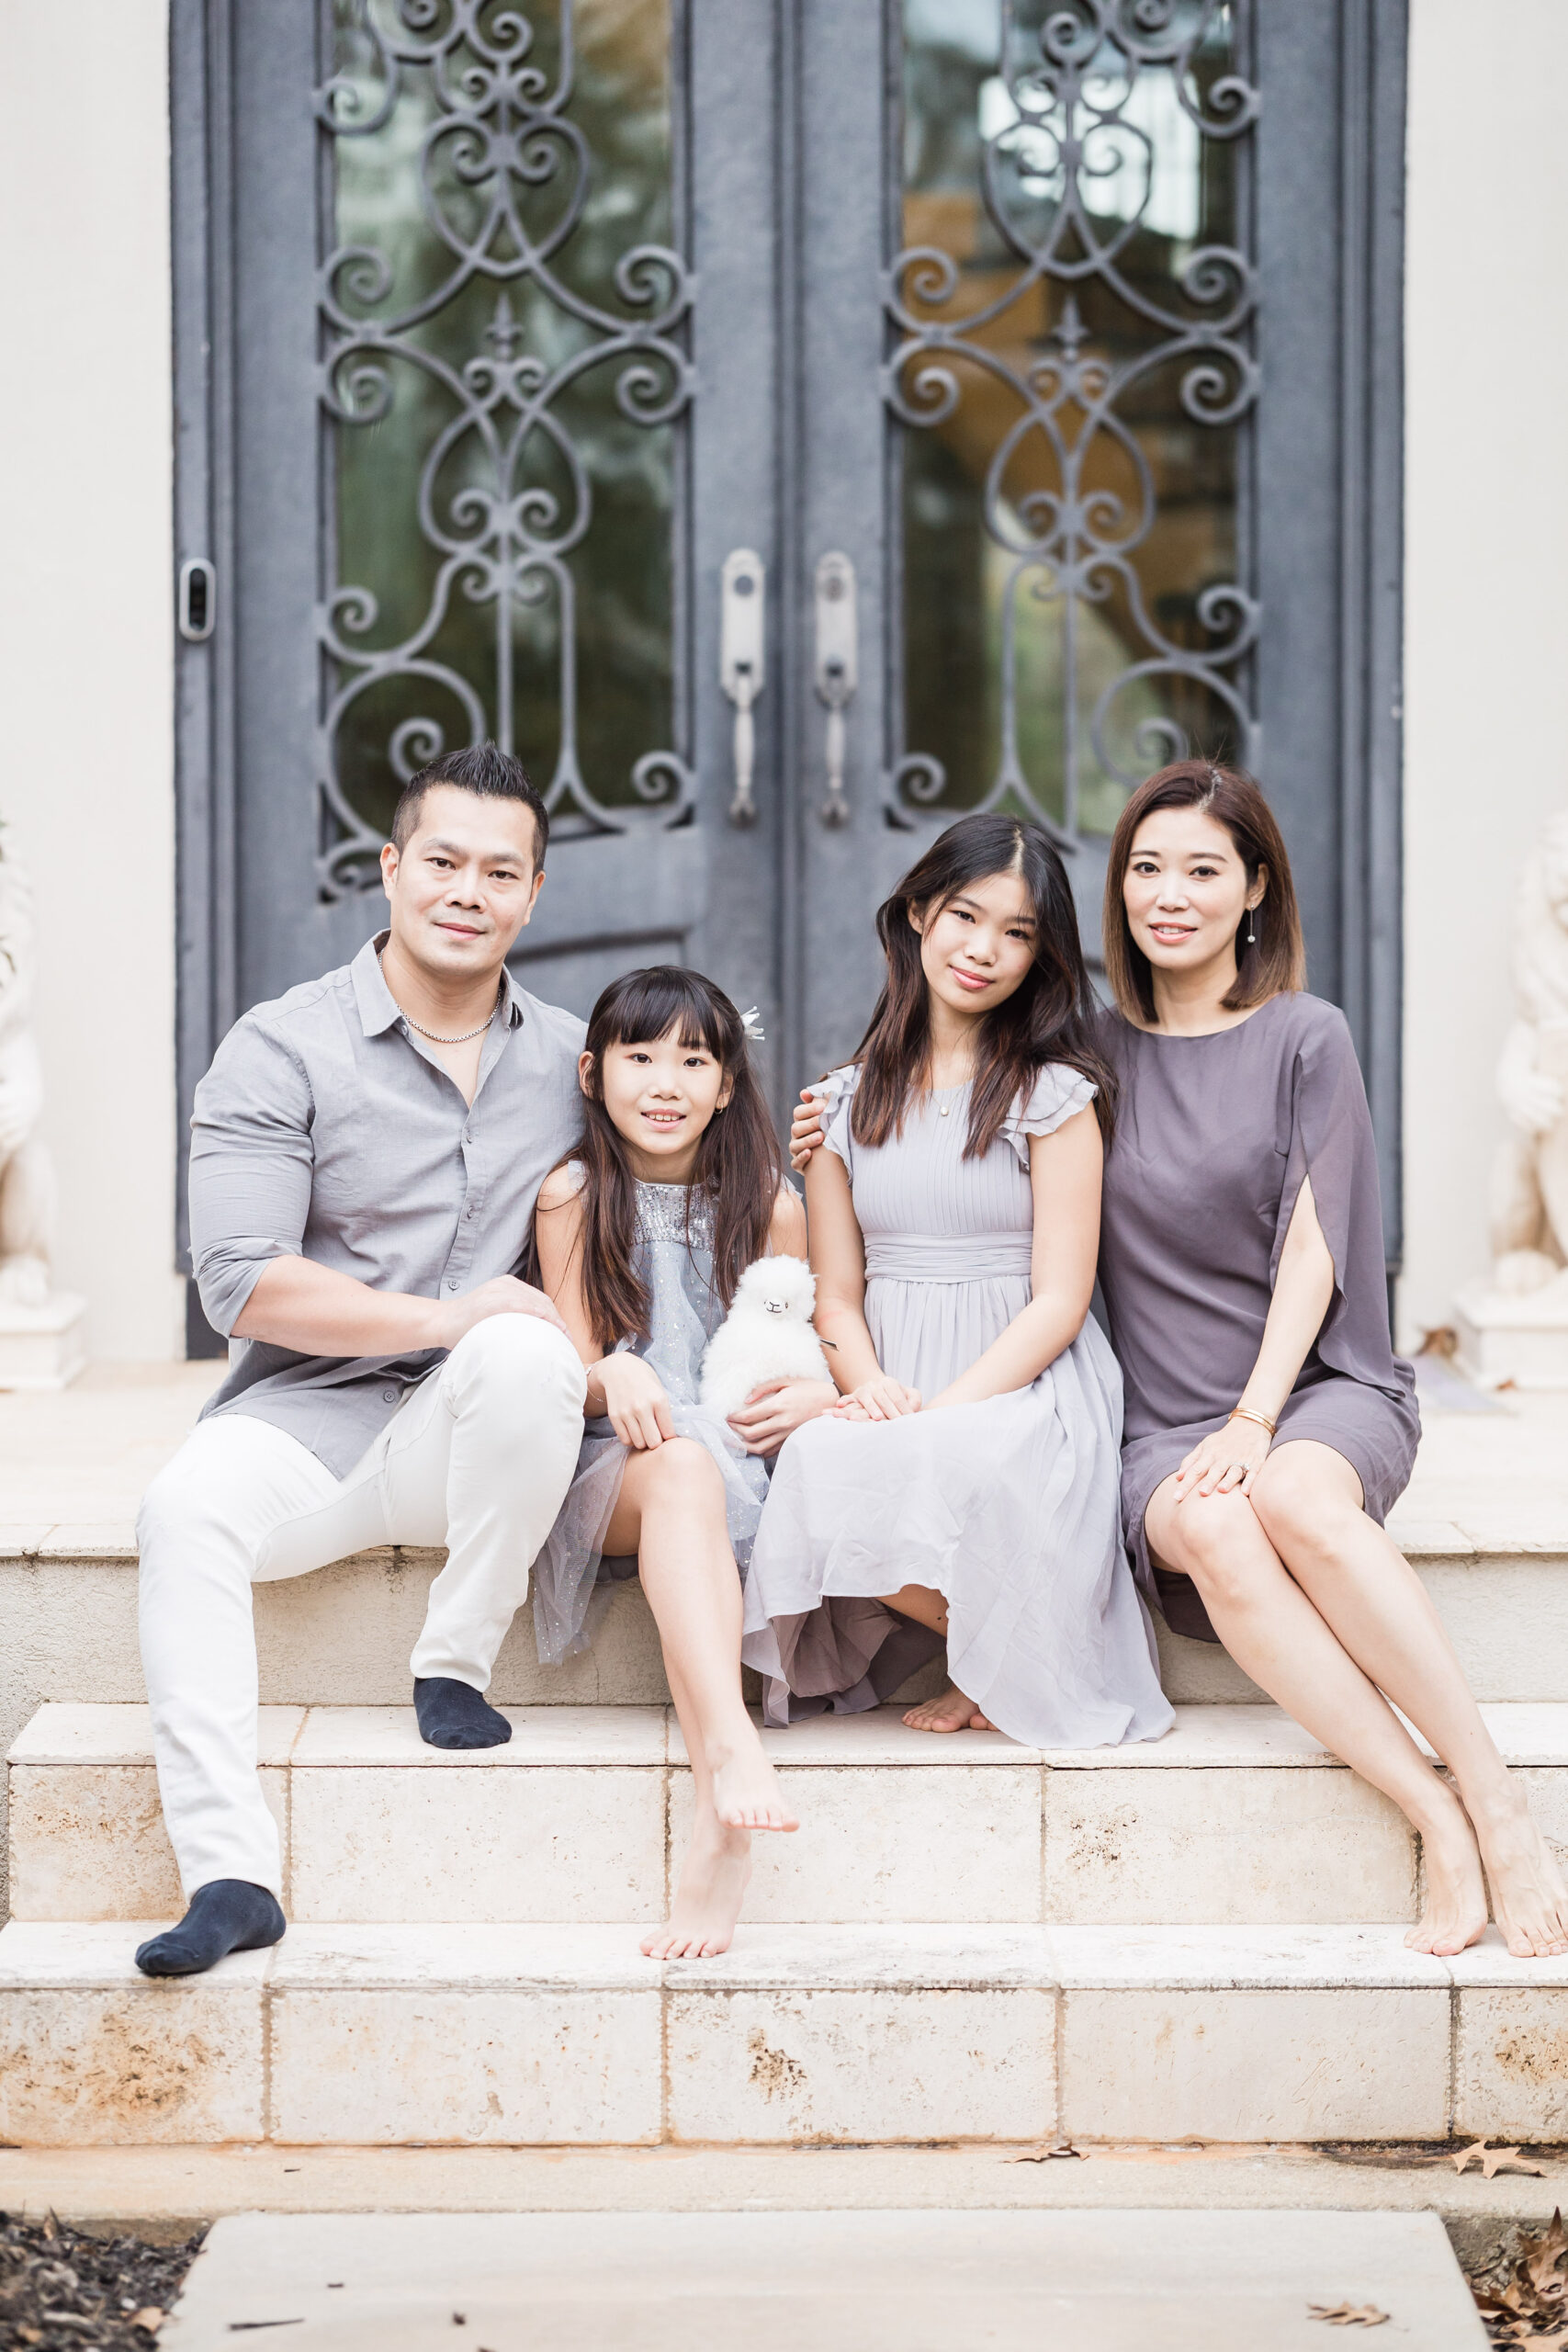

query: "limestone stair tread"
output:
1 1917 1562 2152
10 1699 1568 1931
17 1695 1568 1767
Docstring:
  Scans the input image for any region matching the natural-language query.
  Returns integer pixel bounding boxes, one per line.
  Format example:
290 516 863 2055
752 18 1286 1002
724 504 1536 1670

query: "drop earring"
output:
1246 909 1258 946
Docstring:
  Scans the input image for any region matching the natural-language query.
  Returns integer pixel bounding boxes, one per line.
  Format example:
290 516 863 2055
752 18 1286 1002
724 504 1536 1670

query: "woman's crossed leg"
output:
604 1436 797 1960
1147 1439 1568 1958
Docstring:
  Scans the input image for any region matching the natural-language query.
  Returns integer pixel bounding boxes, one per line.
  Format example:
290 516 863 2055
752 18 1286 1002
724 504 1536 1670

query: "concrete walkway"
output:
158 2207 1486 2350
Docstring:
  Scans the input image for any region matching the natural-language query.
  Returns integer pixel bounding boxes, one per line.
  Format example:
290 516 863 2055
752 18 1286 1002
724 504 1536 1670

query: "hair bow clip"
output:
739 1005 766 1044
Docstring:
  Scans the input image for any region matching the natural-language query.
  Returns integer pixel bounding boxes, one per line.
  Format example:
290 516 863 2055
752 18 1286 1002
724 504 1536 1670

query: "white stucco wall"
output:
1398 0 1568 1349
0 0 181 1359
0 2 1556 1363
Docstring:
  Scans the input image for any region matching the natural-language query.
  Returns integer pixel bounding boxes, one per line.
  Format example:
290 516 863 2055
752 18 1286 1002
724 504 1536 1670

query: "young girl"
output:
533 966 826 1959
742 813 1173 1749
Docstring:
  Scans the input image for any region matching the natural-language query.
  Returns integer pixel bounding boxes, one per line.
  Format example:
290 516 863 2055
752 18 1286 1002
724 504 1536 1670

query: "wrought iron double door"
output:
175 0 1404 1230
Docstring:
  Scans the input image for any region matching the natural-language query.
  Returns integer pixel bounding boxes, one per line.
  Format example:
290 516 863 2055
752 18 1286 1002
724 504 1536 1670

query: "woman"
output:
747 813 1171 1749
1093 759 1566 1959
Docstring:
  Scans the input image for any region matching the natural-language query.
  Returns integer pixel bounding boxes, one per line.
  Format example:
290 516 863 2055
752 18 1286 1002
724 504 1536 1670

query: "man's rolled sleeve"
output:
189 1020 316 1337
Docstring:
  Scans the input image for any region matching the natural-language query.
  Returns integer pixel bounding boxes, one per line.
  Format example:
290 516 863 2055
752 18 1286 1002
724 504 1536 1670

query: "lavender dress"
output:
1097 992 1420 1644
741 1064 1174 1747
532 1171 768 1664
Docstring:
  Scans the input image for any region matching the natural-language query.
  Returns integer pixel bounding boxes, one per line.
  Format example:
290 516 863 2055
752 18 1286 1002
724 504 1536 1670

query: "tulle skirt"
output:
533 1400 769 1665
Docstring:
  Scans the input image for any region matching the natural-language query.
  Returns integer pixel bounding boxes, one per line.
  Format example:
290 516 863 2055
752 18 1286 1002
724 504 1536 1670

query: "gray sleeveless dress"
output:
740 1063 1174 1748
532 1172 769 1664
1097 992 1421 1645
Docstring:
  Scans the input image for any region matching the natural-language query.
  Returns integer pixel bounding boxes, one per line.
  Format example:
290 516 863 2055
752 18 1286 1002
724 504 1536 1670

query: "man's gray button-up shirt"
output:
189 933 587 1477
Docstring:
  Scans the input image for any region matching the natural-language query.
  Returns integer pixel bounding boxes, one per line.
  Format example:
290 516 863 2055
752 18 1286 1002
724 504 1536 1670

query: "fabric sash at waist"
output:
863 1232 1032 1284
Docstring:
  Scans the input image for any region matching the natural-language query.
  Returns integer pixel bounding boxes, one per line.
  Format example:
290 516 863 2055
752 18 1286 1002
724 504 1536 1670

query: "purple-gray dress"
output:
1097 990 1420 1644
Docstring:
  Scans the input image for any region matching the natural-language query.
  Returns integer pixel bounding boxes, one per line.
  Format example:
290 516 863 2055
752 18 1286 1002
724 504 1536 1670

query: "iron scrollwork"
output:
315 0 695 897
886 0 1260 837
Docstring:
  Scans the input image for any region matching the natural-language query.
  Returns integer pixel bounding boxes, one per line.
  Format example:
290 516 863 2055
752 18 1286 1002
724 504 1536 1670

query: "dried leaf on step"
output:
1006 2139 1083 2162
1450 2138 1546 2179
1309 2303 1390 2327
130 2309 166 2334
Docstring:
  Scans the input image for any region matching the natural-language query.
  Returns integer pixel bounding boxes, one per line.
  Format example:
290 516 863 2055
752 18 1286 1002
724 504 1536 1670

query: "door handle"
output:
721 548 765 826
814 551 857 827
178 556 217 643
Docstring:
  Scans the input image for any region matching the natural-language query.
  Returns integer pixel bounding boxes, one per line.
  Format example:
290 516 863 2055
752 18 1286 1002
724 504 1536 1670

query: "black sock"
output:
414 1676 513 1751
134 1879 286 1978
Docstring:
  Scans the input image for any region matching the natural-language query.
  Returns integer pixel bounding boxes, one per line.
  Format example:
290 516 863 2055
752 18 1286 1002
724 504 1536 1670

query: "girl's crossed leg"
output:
604 1437 797 1959
1146 1438 1568 1959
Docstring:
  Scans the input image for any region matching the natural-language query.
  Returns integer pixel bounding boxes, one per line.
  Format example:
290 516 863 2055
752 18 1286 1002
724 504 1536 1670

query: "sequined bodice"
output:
633 1179 715 1250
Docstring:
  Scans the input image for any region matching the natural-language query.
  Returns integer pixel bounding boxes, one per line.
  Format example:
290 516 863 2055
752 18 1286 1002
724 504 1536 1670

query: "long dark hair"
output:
546 966 784 1352
850 812 1115 1157
1101 759 1306 1026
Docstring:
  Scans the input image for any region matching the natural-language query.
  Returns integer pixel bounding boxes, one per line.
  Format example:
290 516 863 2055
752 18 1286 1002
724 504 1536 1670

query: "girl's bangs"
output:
596 969 729 1060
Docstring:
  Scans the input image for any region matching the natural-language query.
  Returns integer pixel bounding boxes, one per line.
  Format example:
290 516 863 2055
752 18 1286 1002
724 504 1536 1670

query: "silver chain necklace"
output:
400 977 503 1046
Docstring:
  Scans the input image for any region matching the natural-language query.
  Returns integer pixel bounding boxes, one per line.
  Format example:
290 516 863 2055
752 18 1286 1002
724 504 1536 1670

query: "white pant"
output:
137 1316 587 1898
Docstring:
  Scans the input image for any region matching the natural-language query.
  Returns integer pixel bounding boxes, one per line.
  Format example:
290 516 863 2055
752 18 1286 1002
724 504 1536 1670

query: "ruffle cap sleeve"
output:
807 1063 861 1172
999 1063 1097 1166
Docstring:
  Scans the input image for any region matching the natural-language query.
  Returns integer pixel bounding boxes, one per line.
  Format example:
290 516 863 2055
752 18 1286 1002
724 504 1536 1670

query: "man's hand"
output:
727 1376 840 1455
429 1275 570 1351
789 1088 826 1172
597 1353 677 1450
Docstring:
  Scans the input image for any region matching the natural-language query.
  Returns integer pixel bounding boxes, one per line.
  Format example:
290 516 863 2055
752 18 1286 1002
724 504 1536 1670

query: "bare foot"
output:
641 1815 752 1960
903 1683 997 1734
1469 1788 1568 1958
709 1735 799 1832
1405 1795 1488 1957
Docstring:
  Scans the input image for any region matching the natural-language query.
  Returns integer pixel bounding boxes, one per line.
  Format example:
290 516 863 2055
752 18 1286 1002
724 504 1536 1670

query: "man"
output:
135 744 589 1976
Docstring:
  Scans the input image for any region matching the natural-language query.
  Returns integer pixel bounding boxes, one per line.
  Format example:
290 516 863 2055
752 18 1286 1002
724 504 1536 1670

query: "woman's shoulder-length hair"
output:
1101 759 1307 1027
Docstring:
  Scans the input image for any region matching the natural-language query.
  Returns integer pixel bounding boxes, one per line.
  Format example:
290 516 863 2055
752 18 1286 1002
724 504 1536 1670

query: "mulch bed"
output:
0 2211 206 2348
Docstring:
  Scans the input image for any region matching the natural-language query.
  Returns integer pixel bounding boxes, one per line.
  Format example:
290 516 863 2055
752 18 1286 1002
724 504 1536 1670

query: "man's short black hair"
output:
391 742 549 865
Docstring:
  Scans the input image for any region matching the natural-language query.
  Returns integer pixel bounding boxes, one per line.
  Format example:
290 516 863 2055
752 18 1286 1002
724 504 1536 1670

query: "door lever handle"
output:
814 551 856 827
721 548 765 826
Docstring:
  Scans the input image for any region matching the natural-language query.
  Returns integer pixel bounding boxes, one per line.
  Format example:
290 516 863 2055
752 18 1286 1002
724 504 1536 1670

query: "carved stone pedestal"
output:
1454 1272 1568 1390
0 1293 86 1391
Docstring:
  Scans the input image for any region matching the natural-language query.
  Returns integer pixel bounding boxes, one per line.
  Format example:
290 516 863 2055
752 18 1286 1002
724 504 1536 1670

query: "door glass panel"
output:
891 0 1258 840
318 0 694 893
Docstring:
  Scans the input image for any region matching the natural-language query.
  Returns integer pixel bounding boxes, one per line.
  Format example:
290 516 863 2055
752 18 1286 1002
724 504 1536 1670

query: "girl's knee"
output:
646 1437 724 1498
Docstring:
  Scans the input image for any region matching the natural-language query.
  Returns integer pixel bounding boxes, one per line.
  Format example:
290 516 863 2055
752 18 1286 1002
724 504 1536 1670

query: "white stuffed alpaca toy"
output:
699 1255 832 1419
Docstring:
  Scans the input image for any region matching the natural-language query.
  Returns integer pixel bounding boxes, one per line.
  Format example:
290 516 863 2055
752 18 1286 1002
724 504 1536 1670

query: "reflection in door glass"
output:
893 0 1258 840
317 1 693 894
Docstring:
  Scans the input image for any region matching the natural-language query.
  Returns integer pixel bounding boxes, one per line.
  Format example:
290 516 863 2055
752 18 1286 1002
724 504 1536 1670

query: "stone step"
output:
3 1917 1563 2152
7 1522 1568 1729
11 1701 1568 1930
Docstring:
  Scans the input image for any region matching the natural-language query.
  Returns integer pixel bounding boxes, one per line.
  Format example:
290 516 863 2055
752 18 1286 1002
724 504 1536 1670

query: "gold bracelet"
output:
1229 1405 1278 1438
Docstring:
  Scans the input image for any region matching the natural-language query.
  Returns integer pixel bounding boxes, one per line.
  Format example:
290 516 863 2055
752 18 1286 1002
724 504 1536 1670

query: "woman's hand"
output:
727 1377 840 1456
829 1373 921 1423
789 1089 826 1172
1174 1417 1272 1500
596 1353 676 1451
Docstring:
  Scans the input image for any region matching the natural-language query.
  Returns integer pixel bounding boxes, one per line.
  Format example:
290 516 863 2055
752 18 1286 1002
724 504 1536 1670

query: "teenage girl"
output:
743 812 1172 1748
534 966 833 1957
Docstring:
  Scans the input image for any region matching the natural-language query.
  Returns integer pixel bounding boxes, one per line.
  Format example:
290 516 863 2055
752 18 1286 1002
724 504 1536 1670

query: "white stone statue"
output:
1490 808 1568 1297
0 844 57 1307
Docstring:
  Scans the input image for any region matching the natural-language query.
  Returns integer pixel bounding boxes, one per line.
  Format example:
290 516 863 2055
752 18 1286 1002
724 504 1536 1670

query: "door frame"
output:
171 0 1409 1322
